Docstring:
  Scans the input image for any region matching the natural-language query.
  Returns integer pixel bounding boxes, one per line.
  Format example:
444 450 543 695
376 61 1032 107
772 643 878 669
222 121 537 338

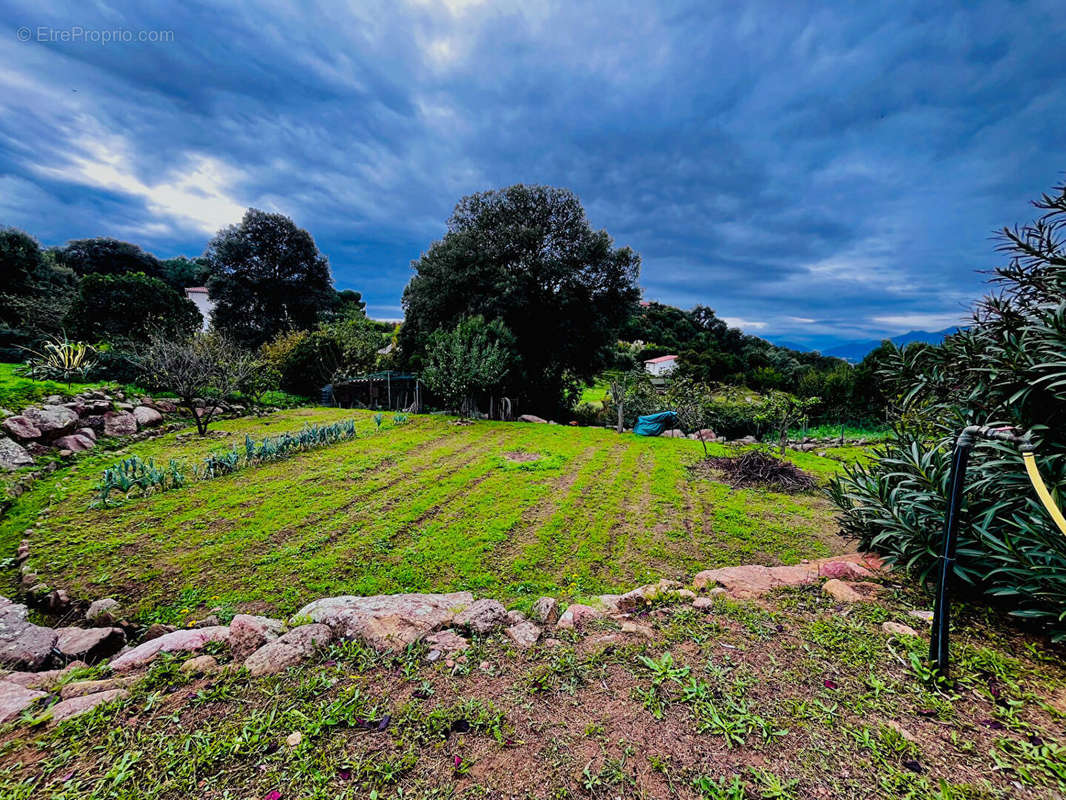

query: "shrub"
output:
829 179 1066 636
16 334 98 387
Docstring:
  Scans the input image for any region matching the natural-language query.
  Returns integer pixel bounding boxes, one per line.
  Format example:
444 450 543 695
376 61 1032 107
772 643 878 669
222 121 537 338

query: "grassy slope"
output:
2 581 1065 799
2 409 850 621
0 362 131 411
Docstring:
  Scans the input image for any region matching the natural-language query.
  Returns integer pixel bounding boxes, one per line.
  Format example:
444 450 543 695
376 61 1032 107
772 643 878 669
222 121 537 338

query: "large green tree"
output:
399 184 641 412
204 209 335 348
161 256 212 290
64 272 201 343
0 228 78 358
53 237 166 280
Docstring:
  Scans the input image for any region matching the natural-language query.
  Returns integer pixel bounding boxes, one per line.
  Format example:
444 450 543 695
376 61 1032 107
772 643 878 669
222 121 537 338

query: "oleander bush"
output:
829 179 1066 636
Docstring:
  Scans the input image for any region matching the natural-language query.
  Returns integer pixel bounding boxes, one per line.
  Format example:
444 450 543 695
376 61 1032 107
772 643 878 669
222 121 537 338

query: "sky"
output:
1 1 1063 350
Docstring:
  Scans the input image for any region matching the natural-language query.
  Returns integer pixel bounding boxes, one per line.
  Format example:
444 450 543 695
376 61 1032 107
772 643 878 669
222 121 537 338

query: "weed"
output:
692 774 746 800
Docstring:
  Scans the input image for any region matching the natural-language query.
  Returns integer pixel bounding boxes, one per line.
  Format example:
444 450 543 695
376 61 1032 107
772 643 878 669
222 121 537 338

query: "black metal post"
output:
928 428 977 679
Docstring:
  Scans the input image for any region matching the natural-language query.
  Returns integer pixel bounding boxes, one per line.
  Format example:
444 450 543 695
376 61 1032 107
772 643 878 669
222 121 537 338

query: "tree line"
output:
2 184 892 425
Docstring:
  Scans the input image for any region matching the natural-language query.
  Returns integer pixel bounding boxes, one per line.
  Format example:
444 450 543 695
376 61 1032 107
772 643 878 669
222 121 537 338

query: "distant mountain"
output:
771 340 811 353
821 327 963 363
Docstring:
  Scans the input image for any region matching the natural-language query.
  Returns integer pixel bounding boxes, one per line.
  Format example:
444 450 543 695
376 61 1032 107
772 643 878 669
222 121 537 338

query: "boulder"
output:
2 416 41 441
2 662 87 690
141 623 177 641
76 427 97 442
517 414 547 423
694 428 717 442
132 406 164 427
596 594 623 614
532 597 560 625
109 626 230 672
822 579 862 603
506 610 527 625
693 565 777 598
819 560 873 580
48 689 128 724
693 563 822 598
0 680 46 722
0 602 57 670
53 434 94 452
908 609 934 625
59 677 136 699
86 598 121 626
229 614 285 660
424 629 469 655
661 429 686 438
294 591 473 652
243 624 332 676
102 411 138 437
144 398 178 413
55 627 125 662
23 405 78 440
556 604 601 630
504 621 542 649
0 437 34 470
617 580 682 612
179 655 219 675
453 599 508 634
882 621 920 637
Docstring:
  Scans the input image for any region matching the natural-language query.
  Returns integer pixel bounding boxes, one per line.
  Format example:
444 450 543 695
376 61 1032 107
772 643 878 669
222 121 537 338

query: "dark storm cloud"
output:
0 0 1062 347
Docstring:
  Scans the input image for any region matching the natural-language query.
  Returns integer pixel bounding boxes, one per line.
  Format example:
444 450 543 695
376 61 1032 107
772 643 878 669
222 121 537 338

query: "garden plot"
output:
1 409 848 622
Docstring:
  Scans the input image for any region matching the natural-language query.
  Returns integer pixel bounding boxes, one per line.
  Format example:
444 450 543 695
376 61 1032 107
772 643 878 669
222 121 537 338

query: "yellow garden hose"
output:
1023 451 1066 535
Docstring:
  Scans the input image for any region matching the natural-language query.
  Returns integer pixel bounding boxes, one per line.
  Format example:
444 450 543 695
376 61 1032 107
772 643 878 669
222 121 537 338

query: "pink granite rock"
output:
48 689 129 723
132 406 163 427
2 416 41 441
243 624 332 676
102 411 138 437
555 604 601 630
819 560 873 580
109 626 230 672
53 434 94 452
0 680 46 722
295 592 473 652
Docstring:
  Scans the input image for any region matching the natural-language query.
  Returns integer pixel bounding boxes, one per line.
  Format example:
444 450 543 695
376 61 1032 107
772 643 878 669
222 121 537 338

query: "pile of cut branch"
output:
692 450 816 493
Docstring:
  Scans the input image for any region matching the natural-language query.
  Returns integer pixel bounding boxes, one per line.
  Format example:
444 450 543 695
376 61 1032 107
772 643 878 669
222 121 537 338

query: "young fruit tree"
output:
667 375 716 454
755 390 820 455
420 317 511 419
141 332 258 435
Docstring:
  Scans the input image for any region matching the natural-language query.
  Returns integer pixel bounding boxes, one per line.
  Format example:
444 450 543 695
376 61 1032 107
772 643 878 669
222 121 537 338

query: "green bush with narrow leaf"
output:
829 179 1066 636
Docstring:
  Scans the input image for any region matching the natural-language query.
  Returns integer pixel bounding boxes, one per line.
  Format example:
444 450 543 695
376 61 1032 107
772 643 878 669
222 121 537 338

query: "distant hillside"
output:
822 327 962 362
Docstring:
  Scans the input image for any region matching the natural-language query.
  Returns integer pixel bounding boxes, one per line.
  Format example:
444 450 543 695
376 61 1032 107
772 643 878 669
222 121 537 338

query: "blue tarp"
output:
634 410 678 437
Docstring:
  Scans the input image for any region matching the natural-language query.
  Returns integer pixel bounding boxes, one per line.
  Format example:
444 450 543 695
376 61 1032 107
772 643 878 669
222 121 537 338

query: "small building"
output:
184 287 215 331
644 354 678 377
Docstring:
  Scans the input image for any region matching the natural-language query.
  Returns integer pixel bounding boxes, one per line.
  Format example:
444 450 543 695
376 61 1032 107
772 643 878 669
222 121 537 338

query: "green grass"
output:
0 362 141 411
787 423 891 442
1 408 850 620
3 574 1065 799
578 379 611 408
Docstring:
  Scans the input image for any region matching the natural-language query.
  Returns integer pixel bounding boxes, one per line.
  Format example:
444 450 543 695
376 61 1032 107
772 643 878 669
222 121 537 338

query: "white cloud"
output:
34 131 247 236
723 317 768 330
871 311 969 331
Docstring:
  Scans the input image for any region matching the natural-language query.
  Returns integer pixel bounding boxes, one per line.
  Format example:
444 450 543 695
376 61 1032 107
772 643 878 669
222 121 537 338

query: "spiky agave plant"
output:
18 334 98 389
